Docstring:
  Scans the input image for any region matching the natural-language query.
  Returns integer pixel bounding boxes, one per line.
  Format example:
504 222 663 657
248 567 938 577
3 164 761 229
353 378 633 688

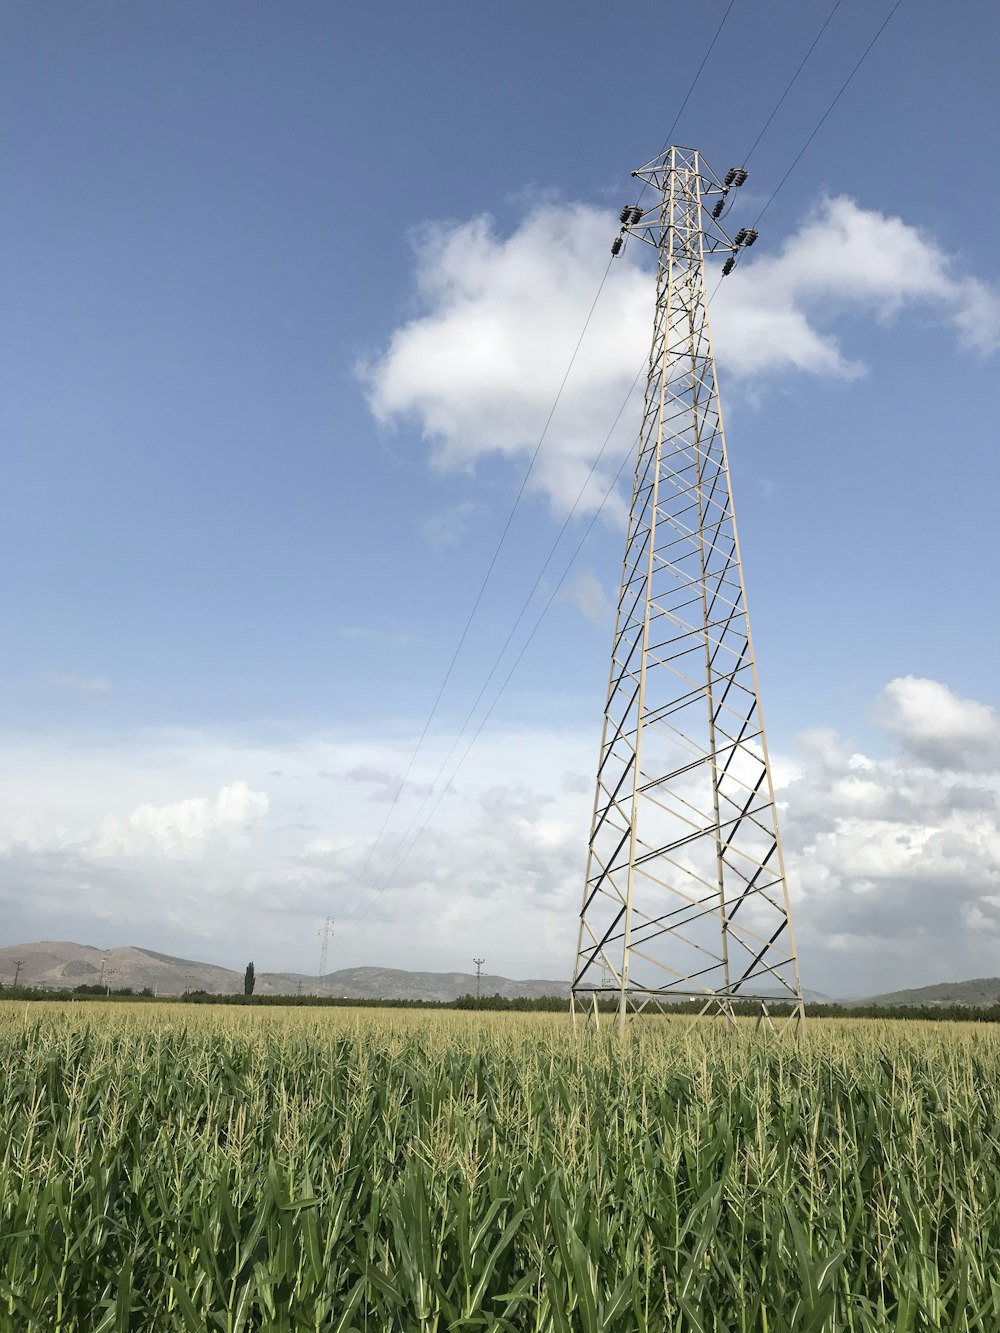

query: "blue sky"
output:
2 1 999 996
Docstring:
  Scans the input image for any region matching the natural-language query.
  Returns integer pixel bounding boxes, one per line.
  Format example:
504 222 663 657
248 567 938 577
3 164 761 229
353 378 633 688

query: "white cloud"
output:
560 572 612 627
93 781 270 858
714 196 1000 375
338 624 411 647
781 676 1000 994
873 676 1000 772
361 196 1000 511
359 204 649 517
343 766 433 802
48 673 112 693
0 725 595 979
420 501 481 547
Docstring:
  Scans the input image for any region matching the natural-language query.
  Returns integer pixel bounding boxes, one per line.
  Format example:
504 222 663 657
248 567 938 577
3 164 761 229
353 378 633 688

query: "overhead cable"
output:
349 386 645 926
345 361 649 924
336 5 743 921
752 0 905 226
335 259 613 921
341 1 909 924
742 0 845 166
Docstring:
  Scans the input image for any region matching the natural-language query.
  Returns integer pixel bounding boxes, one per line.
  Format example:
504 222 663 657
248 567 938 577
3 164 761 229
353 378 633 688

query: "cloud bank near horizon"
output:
0 675 997 997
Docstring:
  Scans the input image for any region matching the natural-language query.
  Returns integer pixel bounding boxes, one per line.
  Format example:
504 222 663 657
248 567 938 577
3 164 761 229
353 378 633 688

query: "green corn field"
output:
2 1004 999 1331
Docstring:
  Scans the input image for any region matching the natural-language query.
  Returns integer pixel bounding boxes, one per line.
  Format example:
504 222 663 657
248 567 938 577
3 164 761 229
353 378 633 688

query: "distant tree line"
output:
56 983 156 998
4 978 1000 1023
455 994 1000 1023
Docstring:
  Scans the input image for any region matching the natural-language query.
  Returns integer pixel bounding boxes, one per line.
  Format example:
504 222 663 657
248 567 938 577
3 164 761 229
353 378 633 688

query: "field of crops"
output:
1 1004 998 1332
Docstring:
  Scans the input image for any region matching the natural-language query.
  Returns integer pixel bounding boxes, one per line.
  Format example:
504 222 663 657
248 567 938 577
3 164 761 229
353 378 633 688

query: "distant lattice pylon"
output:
571 146 805 1036
318 916 334 979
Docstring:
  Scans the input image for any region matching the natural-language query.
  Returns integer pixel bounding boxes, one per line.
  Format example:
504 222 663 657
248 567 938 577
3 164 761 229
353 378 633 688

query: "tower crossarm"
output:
624 148 743 258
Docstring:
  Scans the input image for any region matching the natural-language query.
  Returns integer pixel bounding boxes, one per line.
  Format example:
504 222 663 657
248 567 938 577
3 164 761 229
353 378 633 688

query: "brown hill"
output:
0 941 569 1000
857 977 1000 1008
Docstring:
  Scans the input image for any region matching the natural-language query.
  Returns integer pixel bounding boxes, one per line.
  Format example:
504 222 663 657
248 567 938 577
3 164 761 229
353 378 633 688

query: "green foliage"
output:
8 983 1000 1025
244 961 256 997
70 984 136 997
2 1008 1000 1329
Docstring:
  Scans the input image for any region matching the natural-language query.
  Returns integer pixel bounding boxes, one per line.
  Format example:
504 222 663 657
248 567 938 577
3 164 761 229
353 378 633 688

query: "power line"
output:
659 0 739 154
742 0 845 165
342 361 647 924
345 5 907 925
630 0 844 237
337 4 742 923
349 377 646 927
336 258 613 921
716 0 902 282
342 0 905 927
752 0 905 226
634 0 739 208
351 435 634 927
373 1 883 872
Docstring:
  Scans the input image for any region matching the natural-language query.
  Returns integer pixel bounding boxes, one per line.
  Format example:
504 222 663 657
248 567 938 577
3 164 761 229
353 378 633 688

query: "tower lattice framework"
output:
571 146 805 1034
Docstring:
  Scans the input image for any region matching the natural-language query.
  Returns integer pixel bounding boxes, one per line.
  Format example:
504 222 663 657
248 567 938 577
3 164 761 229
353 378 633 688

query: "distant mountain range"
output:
857 978 1000 1008
0 941 570 1001
3 941 995 1008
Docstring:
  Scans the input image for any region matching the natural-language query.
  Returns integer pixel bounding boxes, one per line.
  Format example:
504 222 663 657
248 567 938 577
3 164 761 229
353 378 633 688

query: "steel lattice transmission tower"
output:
570 146 805 1035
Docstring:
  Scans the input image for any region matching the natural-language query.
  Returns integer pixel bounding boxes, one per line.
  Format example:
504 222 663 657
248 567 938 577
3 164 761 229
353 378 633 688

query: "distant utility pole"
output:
99 955 107 989
318 916 334 979
12 960 23 987
474 958 485 1003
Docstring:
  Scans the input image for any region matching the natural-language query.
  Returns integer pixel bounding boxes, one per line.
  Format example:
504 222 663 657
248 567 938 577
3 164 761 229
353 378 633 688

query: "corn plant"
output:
1 1005 999 1330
